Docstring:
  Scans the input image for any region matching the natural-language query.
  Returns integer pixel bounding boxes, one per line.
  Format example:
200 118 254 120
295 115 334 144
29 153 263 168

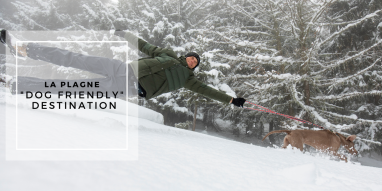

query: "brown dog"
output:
262 129 358 162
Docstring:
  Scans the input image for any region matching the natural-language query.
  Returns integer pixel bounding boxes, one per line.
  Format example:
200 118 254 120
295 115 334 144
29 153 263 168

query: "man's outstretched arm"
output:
185 77 246 107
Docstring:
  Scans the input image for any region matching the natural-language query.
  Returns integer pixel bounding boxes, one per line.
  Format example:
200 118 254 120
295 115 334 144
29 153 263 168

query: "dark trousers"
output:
16 43 141 98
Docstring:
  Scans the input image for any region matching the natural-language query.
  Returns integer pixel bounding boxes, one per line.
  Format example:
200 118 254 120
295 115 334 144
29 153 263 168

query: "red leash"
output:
244 101 325 129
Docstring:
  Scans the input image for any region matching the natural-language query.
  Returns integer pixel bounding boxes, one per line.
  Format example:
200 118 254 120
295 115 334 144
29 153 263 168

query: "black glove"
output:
114 29 126 38
231 98 246 108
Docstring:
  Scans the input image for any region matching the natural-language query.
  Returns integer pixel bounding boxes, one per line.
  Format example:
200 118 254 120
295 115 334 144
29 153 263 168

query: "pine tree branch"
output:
236 31 273 37
209 32 277 53
190 8 230 28
329 6 358 21
313 90 382 101
319 101 344 110
226 3 274 31
186 0 210 18
327 58 381 91
95 0 116 29
302 0 335 43
11 1 49 30
290 82 335 128
312 40 382 75
286 0 305 39
0 18 23 30
316 9 382 49
215 52 288 65
319 110 358 122
319 110 382 128
142 0 154 13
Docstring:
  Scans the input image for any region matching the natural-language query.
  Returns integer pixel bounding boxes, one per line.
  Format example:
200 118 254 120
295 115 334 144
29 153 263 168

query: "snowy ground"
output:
1 89 382 191
194 122 382 168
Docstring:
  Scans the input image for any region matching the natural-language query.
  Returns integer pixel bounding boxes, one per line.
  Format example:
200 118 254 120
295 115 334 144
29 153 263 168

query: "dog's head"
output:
342 135 358 155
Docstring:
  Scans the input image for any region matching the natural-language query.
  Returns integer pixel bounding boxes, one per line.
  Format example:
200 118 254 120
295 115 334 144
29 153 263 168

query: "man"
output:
114 29 246 107
0 29 246 107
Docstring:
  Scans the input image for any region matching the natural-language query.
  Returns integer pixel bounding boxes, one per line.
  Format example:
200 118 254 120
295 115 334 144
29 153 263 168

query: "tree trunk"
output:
245 120 253 137
269 120 275 143
163 110 169 125
285 94 294 117
257 121 264 139
304 80 311 123
375 95 381 105
192 102 198 131
304 80 310 106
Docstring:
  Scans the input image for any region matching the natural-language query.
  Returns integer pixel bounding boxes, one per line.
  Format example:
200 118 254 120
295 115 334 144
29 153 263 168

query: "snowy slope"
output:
1 90 382 191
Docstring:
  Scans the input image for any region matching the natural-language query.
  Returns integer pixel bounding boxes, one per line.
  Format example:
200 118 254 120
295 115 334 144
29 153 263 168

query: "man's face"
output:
186 56 198 69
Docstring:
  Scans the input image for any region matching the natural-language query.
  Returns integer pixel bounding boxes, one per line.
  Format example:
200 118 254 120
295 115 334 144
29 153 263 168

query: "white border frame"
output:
15 40 129 151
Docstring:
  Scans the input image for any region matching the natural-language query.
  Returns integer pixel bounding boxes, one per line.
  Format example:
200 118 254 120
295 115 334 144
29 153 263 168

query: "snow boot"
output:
0 29 27 58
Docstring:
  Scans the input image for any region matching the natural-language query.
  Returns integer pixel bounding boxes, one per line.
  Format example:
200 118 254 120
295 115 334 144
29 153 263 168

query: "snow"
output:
205 69 220 80
164 34 175 41
1 90 382 190
163 98 188 113
209 61 230 68
142 10 155 20
217 83 236 98
349 114 358 120
170 46 185 52
203 51 214 59
274 73 293 79
254 53 271 61
277 162 317 184
153 21 165 34
82 5 98 19
204 69 236 98
214 118 232 131
172 23 184 30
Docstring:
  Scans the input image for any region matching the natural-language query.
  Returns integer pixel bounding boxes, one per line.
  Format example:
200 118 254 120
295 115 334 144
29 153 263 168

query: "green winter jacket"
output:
124 32 232 104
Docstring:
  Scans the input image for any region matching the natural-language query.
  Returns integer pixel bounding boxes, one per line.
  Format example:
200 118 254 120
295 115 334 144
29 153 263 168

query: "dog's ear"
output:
346 135 356 142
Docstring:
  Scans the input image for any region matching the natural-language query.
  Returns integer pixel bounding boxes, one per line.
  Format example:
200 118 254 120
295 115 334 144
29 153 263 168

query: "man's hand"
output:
231 98 246 108
114 29 126 38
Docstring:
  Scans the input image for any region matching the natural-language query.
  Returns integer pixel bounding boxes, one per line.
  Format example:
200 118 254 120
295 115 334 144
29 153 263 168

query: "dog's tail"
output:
262 130 292 141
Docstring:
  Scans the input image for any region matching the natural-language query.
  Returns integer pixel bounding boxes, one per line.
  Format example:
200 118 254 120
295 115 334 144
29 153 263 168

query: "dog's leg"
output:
282 136 290 149
331 151 348 162
285 135 304 152
292 141 304 152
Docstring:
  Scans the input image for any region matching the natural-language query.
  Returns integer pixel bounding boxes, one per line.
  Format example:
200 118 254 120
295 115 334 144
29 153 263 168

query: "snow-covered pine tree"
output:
313 0 382 153
202 0 382 151
197 0 290 135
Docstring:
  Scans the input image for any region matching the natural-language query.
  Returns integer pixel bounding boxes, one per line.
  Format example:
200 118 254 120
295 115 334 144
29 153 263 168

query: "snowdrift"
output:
1 89 382 191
